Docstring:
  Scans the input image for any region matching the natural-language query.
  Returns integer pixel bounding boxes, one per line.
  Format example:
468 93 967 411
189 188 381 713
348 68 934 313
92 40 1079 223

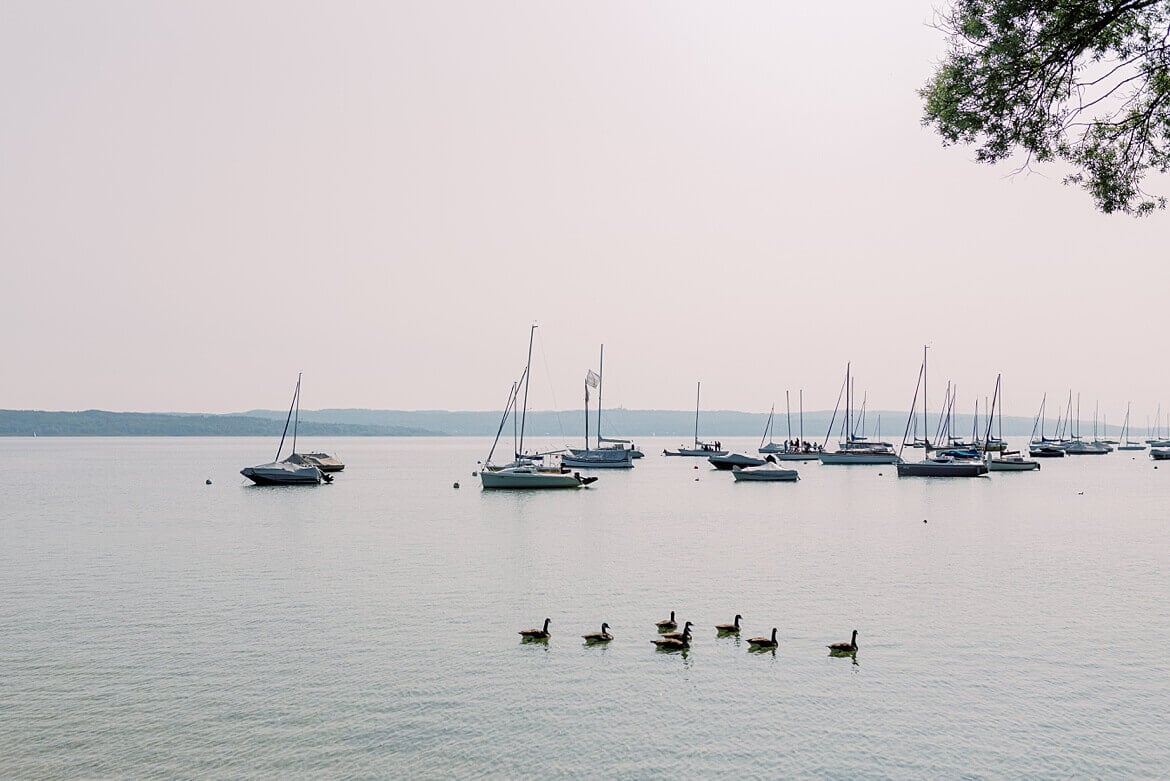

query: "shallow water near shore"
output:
2 436 1169 777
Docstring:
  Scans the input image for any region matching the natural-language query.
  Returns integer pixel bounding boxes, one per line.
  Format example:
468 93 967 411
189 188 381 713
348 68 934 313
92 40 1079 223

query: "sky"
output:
2 1 1167 422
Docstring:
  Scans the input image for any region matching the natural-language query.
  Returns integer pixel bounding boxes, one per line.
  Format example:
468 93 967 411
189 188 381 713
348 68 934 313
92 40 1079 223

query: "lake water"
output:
2 436 1169 778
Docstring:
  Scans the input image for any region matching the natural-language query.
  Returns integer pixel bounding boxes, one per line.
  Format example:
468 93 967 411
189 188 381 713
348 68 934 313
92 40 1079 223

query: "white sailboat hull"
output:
819 451 901 465
562 449 634 468
480 466 590 489
987 458 1040 471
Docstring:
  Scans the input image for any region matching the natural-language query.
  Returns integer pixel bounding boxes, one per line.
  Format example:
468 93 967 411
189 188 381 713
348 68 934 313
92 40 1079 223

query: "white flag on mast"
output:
586 370 601 388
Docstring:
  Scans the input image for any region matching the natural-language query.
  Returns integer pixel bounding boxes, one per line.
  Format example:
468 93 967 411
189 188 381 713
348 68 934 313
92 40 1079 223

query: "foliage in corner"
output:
921 0 1170 215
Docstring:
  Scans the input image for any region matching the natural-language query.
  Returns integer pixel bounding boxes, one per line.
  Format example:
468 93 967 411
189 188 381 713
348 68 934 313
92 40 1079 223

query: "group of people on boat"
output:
785 439 822 453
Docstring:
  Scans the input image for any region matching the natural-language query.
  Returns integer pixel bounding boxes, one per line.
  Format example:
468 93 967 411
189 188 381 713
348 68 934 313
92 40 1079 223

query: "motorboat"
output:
241 460 326 485
732 456 799 482
1150 448 1170 460
241 373 327 486
986 452 1040 471
288 452 345 472
708 453 766 470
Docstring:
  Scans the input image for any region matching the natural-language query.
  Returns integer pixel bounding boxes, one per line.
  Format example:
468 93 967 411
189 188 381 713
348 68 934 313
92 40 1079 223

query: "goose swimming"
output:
651 625 691 650
828 629 858 654
656 610 677 631
582 623 613 643
662 621 693 640
747 627 778 649
519 618 551 640
715 614 742 634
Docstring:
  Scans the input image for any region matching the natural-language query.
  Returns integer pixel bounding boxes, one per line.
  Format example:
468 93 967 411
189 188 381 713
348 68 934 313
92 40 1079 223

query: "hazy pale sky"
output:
2 1 1166 420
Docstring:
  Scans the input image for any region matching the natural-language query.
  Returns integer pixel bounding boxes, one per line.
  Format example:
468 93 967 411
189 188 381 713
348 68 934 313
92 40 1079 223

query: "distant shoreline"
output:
1 408 1083 438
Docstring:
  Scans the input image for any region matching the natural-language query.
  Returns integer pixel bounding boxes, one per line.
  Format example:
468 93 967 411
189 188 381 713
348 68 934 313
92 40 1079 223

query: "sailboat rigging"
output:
241 373 329 486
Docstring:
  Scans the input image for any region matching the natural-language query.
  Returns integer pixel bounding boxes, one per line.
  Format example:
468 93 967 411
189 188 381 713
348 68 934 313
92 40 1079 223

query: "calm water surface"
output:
2 436 1169 778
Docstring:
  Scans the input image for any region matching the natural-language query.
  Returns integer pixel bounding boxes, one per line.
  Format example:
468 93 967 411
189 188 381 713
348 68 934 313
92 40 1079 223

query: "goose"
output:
828 629 858 654
747 627 778 649
714 614 742 634
582 623 613 643
662 621 694 640
651 626 691 650
656 610 677 631
519 618 551 640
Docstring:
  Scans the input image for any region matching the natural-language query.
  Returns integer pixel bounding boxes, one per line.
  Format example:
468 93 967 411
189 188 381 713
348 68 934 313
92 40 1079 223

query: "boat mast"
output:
694 381 701 448
486 381 520 466
518 324 536 457
1040 394 1046 441
846 362 852 443
292 372 301 456
982 374 1000 455
275 372 301 461
799 389 804 444
785 390 793 445
761 404 774 448
998 392 1003 441
596 344 604 447
583 376 589 450
922 345 929 449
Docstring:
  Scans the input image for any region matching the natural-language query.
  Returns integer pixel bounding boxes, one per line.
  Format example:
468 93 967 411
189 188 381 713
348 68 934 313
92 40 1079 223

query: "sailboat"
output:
985 377 1039 471
1065 395 1111 454
480 326 597 489
758 404 781 453
1028 394 1066 457
759 391 820 460
1117 402 1147 451
563 347 634 469
896 347 987 477
241 373 328 485
819 363 900 465
663 382 727 457
592 345 643 458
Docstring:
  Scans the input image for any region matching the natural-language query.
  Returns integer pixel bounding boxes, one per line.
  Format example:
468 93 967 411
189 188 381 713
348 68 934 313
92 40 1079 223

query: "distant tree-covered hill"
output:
0 410 437 437
2 407 1071 438
236 408 1052 438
